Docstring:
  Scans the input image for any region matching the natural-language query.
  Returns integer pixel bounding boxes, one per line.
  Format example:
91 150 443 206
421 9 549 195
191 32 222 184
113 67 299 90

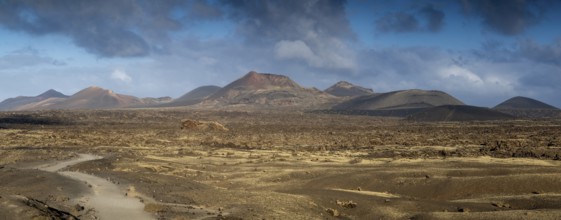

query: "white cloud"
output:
438 65 484 86
275 40 321 66
434 64 516 98
355 47 525 106
198 56 217 66
274 38 356 71
0 47 67 70
111 69 132 83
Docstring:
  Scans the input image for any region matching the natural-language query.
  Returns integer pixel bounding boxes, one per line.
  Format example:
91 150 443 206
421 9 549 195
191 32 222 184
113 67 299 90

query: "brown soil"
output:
1 109 561 219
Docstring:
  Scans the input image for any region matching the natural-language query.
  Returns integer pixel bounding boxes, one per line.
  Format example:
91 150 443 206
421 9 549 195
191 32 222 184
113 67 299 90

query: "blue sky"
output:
0 0 560 107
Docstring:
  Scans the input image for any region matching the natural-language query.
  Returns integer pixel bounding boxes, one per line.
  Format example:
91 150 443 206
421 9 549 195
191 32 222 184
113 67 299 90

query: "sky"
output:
0 0 560 107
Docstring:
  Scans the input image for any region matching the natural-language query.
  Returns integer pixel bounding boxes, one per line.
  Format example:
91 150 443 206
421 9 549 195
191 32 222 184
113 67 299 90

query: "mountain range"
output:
0 89 68 111
1 71 559 120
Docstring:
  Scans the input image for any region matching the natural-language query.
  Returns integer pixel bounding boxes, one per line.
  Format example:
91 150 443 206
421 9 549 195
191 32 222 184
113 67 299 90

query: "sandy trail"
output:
37 154 102 172
37 154 154 220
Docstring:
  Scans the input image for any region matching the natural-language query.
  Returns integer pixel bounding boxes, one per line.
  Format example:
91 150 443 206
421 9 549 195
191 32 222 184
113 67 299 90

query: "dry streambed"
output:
110 148 561 219
37 154 154 220
4 146 561 219
3 110 561 219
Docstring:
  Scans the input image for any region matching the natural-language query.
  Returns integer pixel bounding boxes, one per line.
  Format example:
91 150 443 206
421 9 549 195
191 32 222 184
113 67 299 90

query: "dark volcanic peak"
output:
494 96 558 110
333 89 464 110
408 105 515 121
204 71 335 108
208 71 304 100
37 89 68 99
228 71 301 90
325 81 374 97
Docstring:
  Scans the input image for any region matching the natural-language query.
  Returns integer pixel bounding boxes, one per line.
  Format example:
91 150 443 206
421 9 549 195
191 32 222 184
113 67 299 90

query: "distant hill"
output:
493 96 560 118
494 96 558 110
0 89 68 111
332 89 464 110
209 71 301 98
408 105 514 121
163 85 221 107
41 86 143 110
3 71 559 114
324 81 374 97
202 71 336 108
37 89 68 99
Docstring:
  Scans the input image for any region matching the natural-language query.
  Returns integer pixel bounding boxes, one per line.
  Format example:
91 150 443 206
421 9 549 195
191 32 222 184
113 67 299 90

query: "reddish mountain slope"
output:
0 89 68 111
43 86 143 109
203 71 337 108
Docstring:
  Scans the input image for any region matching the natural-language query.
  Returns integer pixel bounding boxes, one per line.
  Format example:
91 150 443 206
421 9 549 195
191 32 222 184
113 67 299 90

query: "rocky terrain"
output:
408 105 515 121
1 109 561 219
1 72 561 219
140 97 173 105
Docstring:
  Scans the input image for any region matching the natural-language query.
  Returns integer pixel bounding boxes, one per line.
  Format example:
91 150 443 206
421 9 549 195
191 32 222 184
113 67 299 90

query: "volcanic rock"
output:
408 105 514 121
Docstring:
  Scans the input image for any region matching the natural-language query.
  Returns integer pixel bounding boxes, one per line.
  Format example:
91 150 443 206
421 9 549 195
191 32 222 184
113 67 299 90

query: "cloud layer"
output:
0 0 560 107
0 0 223 57
461 0 550 35
376 4 445 33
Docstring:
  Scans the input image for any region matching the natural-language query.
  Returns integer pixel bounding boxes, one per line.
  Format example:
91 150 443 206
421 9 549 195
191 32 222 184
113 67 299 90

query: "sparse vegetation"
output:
1 109 561 219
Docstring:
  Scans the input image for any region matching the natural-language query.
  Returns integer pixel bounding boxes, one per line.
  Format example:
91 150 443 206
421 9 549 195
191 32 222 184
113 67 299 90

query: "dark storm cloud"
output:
375 4 444 33
219 0 357 71
461 0 548 35
471 39 520 63
474 37 561 66
0 0 222 57
376 12 420 32
187 0 223 20
519 38 561 66
221 0 354 42
519 68 561 88
421 4 444 32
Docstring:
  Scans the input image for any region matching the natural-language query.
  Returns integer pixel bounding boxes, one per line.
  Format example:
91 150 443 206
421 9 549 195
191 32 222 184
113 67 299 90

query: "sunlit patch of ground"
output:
1 109 561 219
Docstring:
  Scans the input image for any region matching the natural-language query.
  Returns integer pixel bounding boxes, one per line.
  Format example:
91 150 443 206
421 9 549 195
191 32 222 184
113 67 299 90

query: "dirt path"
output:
37 154 154 220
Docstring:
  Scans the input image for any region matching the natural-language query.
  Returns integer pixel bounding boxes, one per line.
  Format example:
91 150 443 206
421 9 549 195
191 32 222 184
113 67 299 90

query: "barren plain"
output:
1 109 561 219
